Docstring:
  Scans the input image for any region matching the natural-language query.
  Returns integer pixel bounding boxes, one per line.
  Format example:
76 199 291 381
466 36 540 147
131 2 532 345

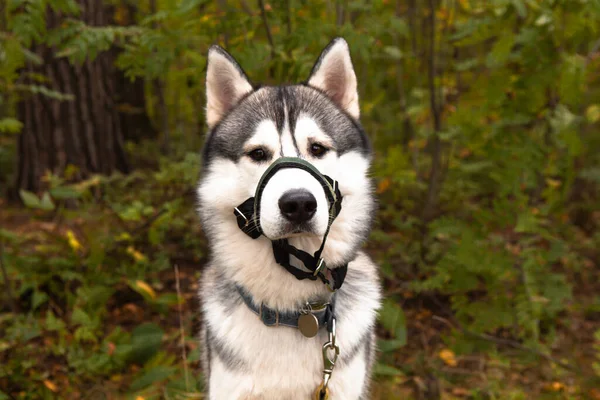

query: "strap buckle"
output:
313 258 326 276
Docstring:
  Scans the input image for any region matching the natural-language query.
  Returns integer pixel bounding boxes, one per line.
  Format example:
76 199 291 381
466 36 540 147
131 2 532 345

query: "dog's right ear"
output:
205 46 253 129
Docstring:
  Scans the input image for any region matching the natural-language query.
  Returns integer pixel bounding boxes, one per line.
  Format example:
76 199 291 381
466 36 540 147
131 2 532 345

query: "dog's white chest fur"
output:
200 252 380 400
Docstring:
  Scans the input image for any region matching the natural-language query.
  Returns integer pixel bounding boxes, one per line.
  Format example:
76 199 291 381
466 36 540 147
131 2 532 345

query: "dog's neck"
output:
209 221 348 311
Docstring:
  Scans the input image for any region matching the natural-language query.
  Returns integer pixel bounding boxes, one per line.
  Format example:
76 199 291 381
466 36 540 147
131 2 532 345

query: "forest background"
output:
1 0 599 399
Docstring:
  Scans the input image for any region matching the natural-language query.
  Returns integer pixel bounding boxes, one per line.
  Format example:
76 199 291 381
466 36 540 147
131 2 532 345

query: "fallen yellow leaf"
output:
438 348 458 367
459 0 471 11
586 104 600 123
135 280 156 299
377 178 391 194
66 230 82 252
43 380 58 392
127 246 147 263
452 387 470 396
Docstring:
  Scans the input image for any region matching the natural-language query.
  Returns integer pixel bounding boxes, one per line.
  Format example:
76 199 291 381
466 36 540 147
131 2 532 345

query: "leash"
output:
314 315 339 400
233 157 348 397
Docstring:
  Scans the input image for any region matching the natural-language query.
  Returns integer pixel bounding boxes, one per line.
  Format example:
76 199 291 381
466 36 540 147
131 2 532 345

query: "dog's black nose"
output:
278 190 317 223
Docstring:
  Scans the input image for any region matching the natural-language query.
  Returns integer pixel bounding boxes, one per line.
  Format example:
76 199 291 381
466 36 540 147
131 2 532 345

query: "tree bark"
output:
14 0 152 194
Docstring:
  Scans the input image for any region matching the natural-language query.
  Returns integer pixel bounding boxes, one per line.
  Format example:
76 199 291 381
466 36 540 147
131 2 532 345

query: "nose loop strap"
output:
233 157 347 290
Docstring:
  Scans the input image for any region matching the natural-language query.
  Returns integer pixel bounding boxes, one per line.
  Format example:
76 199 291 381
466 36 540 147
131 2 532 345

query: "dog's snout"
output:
278 190 317 223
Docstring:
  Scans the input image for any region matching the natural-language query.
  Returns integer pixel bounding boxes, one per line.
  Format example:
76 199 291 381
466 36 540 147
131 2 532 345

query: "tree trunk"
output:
14 0 151 194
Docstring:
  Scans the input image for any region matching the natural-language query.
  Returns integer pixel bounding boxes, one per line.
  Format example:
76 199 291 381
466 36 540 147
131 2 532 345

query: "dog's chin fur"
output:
197 38 381 400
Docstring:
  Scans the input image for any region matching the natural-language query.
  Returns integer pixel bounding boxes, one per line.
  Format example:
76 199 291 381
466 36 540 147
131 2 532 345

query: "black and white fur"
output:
197 38 381 399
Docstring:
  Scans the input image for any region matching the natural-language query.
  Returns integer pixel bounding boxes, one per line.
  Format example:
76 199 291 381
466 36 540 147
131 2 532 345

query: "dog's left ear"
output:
307 38 359 119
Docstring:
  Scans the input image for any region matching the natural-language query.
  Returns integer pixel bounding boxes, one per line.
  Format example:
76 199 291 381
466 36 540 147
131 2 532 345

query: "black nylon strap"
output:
272 239 348 289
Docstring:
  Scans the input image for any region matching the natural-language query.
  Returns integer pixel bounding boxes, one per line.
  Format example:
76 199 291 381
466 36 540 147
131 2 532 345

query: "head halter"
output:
233 157 347 291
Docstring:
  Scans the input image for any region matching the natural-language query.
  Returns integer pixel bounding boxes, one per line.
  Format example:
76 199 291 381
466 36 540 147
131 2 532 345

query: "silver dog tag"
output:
298 313 319 337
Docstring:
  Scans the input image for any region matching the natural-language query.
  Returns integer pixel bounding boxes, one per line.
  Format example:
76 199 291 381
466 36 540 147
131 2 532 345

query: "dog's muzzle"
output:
233 157 347 291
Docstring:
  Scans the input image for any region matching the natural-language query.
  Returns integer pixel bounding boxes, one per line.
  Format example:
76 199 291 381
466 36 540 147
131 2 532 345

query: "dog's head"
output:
197 38 374 268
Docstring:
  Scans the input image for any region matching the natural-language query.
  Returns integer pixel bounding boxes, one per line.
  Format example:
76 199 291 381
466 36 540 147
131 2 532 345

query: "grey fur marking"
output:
205 322 249 372
202 85 370 167
338 328 370 367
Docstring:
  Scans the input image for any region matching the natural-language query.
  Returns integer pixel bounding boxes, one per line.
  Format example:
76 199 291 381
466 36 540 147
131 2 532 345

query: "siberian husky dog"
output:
197 38 381 400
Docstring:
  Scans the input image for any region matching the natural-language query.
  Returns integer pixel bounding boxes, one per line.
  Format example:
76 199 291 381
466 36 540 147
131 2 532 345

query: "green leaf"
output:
74 326 97 342
389 16 409 37
130 323 164 364
511 0 527 18
129 365 176 391
383 46 403 60
19 190 41 209
71 308 93 327
486 33 515 67
0 228 19 243
373 363 404 377
46 310 66 331
39 192 56 211
49 186 82 199
459 161 495 174
378 339 406 353
0 118 23 134
579 167 600 184
18 190 55 210
534 13 552 26
32 291 49 310
378 299 407 345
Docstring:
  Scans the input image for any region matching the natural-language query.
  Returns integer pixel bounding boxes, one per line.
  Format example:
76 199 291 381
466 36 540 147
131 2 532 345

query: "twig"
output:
336 0 345 26
432 315 577 372
174 264 190 390
258 0 275 76
395 0 416 153
149 0 169 155
421 0 444 223
218 0 229 47
129 208 167 236
239 0 253 15
0 240 18 313
286 0 292 35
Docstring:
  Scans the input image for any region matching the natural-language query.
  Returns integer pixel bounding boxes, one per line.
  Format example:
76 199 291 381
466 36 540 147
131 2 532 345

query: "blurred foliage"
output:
1 0 600 398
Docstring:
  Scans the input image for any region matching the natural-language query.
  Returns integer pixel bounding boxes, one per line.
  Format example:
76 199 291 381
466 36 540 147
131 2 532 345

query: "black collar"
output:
236 285 334 333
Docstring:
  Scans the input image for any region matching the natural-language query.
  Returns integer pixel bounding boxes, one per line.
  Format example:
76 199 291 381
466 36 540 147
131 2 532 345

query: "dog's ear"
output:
205 46 253 129
307 38 359 119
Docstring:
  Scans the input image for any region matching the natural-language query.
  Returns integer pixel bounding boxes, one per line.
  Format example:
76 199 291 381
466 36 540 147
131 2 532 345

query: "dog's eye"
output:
310 143 328 158
249 148 267 162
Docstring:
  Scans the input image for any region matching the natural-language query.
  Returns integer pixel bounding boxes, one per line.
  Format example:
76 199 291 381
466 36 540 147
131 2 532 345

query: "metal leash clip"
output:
314 319 339 400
